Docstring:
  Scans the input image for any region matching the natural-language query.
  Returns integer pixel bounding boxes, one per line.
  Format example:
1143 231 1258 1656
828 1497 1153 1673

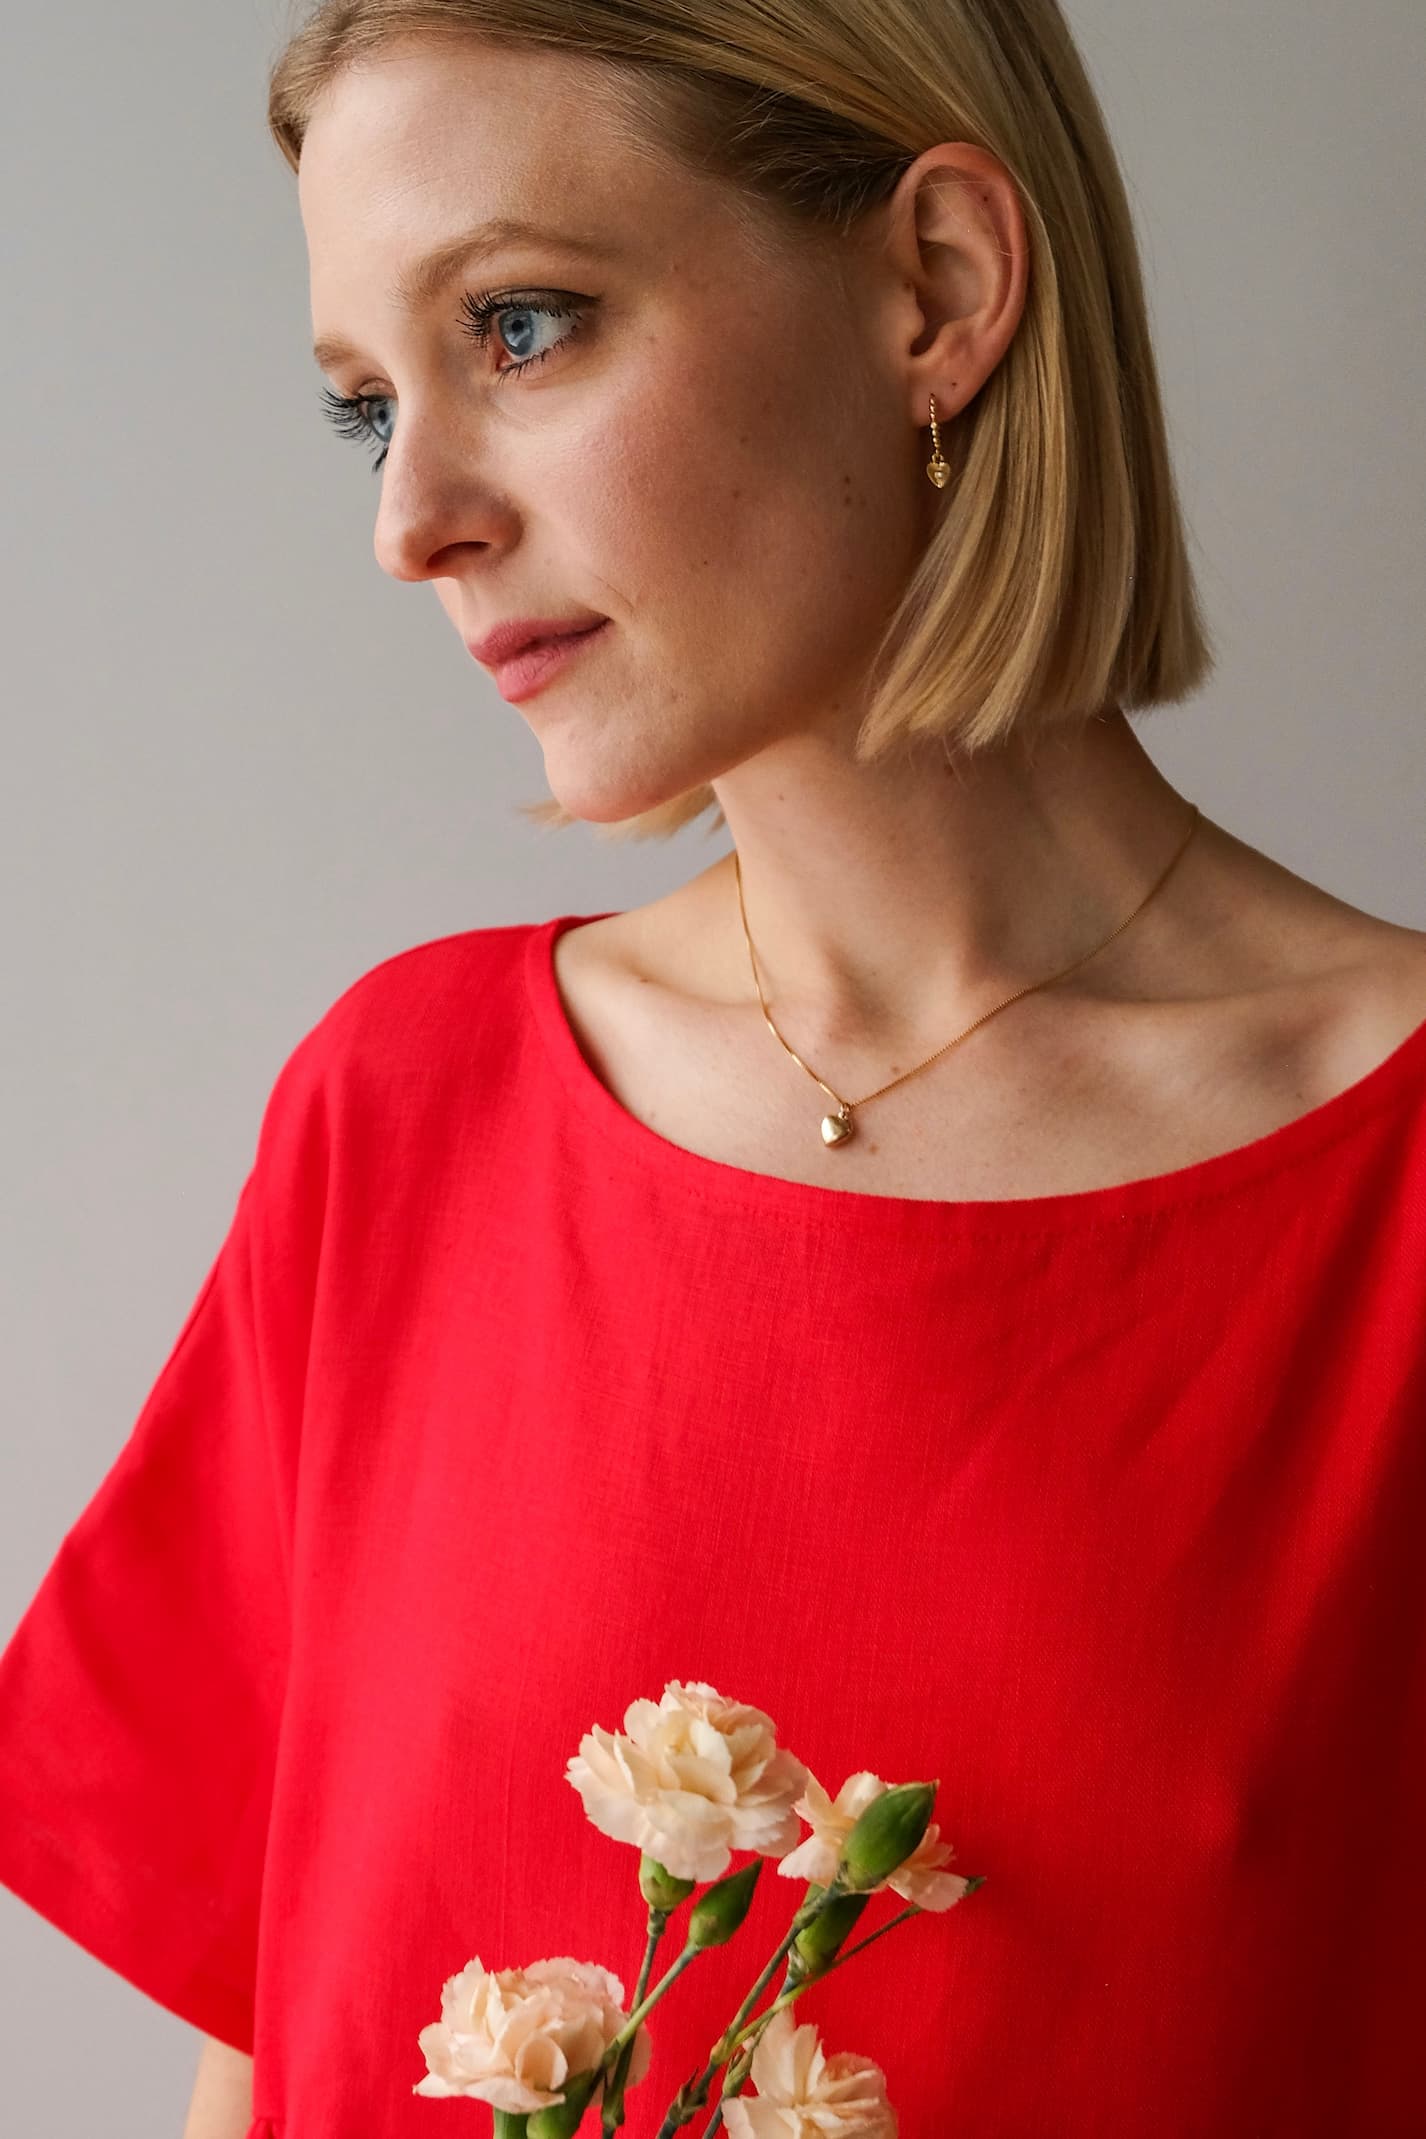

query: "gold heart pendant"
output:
821 1111 854 1147
926 458 950 489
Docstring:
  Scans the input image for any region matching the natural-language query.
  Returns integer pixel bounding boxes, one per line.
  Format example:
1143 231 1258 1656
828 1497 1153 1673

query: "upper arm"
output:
181 2035 253 2139
0 1170 291 2049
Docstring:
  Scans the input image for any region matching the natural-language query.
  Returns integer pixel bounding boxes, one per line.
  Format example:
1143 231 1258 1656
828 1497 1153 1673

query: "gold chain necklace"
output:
733 802 1202 1149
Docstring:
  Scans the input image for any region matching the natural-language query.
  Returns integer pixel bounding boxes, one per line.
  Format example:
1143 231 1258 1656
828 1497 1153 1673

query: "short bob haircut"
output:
269 0 1214 845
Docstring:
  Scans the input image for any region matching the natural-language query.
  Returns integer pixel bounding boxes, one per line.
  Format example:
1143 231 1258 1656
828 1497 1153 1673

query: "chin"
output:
540 783 664 827
536 750 706 828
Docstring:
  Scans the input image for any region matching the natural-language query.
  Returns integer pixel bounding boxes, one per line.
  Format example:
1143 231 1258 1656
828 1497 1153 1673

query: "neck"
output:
701 709 1200 1056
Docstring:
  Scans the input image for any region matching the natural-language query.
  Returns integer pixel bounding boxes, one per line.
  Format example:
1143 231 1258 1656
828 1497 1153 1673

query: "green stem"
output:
714 1902 924 2068
492 2115 530 2139
701 2037 763 2136
600 1907 671 2134
709 1894 826 2063
692 1898 937 2134
674 1877 984 2136
653 1886 840 2138
811 1903 923 1976
730 2022 766 2080
632 1912 666 2008
720 1978 803 2065
598 1943 703 2070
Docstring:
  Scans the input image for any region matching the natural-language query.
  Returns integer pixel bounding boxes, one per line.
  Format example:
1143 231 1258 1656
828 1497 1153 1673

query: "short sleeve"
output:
0 1033 327 2055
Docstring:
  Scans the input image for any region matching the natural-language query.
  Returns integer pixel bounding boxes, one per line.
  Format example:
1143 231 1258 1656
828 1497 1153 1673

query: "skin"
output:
182 2035 252 2137
299 38 1426 1195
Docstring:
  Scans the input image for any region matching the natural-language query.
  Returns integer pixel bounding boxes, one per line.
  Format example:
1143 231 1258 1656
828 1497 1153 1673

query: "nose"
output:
370 415 513 584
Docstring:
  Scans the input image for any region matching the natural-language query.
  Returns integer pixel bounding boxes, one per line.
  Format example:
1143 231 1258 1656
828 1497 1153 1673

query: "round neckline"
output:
524 909 1426 1230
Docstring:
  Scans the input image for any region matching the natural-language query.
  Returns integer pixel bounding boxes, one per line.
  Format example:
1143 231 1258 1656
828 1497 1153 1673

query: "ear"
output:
877 142 1030 429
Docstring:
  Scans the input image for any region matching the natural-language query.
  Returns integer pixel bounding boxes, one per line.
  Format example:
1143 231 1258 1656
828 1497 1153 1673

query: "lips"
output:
479 618 612 703
466 615 607 668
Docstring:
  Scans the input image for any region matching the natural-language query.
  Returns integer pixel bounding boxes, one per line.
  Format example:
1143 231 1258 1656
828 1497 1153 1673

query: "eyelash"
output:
319 288 590 475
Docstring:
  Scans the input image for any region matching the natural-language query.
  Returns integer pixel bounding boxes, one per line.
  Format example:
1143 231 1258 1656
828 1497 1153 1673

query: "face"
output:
300 39 933 823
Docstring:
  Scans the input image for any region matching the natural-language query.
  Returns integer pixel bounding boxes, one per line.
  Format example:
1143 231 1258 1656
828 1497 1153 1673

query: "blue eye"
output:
458 288 587 375
318 386 396 472
319 288 591 475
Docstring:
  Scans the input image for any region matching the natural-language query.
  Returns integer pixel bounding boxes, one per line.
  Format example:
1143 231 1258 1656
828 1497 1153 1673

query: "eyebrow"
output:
311 217 623 372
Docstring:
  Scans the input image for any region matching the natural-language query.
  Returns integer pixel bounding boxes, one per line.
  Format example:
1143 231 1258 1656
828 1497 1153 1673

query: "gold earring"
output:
926 394 950 489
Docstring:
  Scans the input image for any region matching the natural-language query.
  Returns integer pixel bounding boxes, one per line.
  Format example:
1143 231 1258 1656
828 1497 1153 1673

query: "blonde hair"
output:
269 0 1214 844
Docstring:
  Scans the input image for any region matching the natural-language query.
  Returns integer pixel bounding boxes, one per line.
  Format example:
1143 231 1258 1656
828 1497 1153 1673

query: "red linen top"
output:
2 911 1425 2139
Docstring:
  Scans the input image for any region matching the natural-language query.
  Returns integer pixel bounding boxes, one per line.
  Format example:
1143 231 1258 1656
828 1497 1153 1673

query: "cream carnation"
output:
566 1679 809 1883
722 2005 898 2138
777 1771 972 1910
412 1955 651 2113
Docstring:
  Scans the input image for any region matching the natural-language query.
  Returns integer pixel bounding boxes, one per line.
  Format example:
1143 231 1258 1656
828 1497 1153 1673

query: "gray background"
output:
2 0 1422 2128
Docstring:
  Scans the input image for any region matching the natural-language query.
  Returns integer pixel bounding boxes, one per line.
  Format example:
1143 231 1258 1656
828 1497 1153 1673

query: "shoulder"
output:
301 918 535 1058
1129 818 1426 1106
1302 917 1426 1089
250 919 544 1172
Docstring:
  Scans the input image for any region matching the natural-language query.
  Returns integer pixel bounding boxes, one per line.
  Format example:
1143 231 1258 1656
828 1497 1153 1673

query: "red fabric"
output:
2 911 1425 2138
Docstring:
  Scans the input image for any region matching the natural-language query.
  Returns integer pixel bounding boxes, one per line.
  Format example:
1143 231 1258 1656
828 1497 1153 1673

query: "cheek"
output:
565 353 915 690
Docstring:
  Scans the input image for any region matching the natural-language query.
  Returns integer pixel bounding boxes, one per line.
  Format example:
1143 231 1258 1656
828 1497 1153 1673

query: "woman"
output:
1 3 1423 2135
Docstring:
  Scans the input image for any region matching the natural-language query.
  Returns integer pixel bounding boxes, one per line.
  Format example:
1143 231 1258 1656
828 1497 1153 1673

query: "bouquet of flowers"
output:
412 1680 985 2136
406 1685 974 2139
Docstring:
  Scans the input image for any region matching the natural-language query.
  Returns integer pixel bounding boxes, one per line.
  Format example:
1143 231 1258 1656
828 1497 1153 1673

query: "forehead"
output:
298 39 683 267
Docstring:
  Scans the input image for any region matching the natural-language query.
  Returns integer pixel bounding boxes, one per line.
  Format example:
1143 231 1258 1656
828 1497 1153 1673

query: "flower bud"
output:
639 1852 698 1912
792 1885 871 1977
836 1780 937 1892
687 1859 762 1948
